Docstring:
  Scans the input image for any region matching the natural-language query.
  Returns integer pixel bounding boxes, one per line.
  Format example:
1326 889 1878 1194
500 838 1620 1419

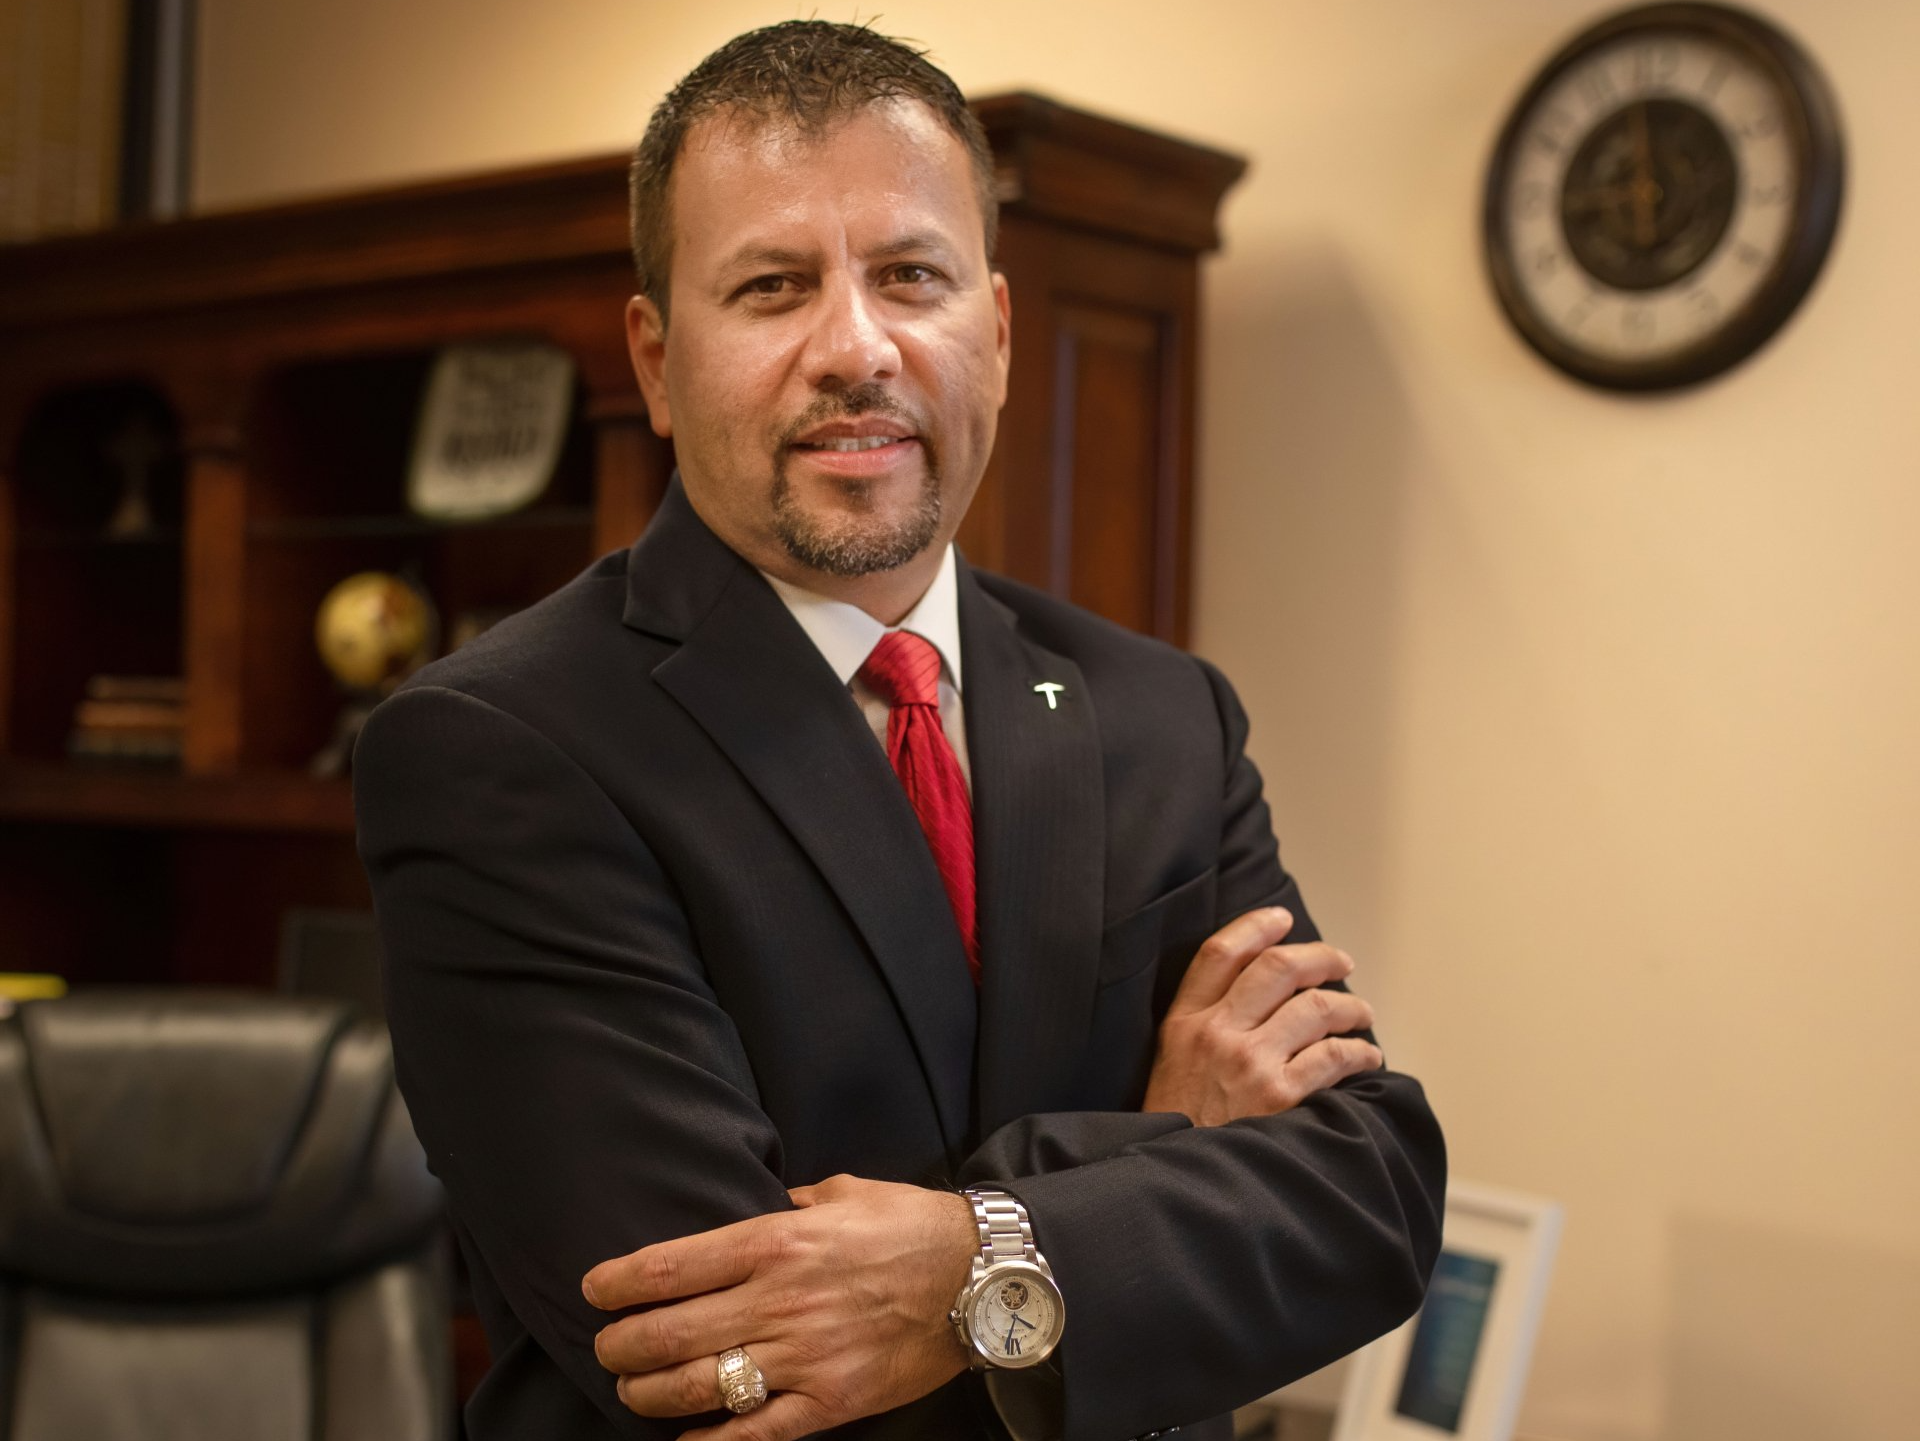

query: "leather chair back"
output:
0 990 449 1441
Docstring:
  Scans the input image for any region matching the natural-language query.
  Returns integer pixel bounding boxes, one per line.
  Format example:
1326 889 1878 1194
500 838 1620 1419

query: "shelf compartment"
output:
236 347 599 769
7 383 185 762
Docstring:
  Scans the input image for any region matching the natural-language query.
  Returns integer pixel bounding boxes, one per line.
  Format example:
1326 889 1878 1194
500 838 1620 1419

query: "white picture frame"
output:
407 341 575 522
1331 1180 1563 1441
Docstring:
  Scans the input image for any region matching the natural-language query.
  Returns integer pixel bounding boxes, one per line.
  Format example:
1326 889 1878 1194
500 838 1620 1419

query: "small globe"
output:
315 572 436 693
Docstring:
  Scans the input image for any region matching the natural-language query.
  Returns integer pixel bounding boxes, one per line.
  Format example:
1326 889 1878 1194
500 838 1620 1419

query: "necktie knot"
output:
859 630 943 709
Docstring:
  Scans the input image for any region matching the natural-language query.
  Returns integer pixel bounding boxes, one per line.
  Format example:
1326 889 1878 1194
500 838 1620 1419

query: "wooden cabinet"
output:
0 94 1243 985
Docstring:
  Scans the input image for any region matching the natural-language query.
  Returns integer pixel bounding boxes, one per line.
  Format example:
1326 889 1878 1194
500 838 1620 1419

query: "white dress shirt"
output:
760 545 971 790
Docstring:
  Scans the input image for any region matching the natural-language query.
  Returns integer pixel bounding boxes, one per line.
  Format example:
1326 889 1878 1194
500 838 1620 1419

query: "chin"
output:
774 507 941 580
771 466 944 580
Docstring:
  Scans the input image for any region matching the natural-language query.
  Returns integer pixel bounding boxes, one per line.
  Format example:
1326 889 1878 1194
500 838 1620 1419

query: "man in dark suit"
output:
353 20 1444 1441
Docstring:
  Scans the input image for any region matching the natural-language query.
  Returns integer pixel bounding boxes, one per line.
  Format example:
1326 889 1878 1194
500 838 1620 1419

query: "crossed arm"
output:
585 907 1387 1441
356 676 1443 1441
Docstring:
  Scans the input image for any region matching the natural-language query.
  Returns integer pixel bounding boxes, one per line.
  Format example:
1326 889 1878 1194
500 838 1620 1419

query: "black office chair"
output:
0 989 451 1440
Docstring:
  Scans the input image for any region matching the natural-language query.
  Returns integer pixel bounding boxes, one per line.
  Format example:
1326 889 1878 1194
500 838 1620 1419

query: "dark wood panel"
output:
0 460 13 753
183 443 245 773
169 832 372 986
975 214 1198 644
1057 302 1167 635
0 762 354 831
0 822 178 981
590 405 672 557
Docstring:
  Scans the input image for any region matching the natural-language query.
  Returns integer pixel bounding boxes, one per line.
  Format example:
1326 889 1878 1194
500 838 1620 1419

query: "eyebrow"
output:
718 244 813 276
867 232 954 261
716 232 957 277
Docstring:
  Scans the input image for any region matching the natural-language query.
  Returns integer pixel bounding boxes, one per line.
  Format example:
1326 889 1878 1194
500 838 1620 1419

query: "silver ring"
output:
716 1346 769 1415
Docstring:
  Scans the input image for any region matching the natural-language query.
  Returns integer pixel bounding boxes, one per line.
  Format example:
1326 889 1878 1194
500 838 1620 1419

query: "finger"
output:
1255 986 1376 1059
1276 1035 1385 1102
785 1171 856 1208
1219 942 1354 1027
585 1214 781 1310
614 1340 792 1418
682 1390 833 1441
596 1286 770 1373
1167 907 1296 1014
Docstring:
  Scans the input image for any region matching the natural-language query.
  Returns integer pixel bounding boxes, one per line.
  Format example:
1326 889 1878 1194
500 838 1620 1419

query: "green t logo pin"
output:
1033 683 1066 710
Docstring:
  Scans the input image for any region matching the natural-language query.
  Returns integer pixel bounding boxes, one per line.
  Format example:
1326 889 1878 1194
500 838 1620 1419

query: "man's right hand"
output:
1141 907 1383 1126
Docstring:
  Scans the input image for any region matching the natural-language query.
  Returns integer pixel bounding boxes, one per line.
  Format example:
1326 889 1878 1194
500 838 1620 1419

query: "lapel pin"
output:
1033 682 1066 710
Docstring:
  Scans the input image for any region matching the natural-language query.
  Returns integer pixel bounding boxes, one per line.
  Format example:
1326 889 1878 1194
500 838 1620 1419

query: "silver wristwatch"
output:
949 1188 1066 1370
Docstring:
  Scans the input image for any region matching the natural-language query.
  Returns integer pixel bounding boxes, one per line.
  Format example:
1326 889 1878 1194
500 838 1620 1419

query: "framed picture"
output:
407 342 575 522
1331 1180 1563 1441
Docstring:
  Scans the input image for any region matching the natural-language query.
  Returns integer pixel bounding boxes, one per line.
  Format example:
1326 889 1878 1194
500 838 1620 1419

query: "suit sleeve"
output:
957 659 1447 1441
354 683 792 1438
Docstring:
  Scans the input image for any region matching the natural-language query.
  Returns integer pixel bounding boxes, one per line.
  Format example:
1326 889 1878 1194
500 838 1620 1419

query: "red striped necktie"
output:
857 630 979 985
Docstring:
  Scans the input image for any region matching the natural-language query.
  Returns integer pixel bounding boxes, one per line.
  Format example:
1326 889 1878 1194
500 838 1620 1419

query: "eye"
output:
735 274 798 302
885 263 941 286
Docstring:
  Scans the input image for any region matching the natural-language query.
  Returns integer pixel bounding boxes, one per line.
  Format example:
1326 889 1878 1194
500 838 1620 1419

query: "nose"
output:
799 274 901 390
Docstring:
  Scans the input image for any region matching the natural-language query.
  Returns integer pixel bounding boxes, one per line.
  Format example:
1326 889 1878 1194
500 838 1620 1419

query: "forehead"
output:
667 99 985 269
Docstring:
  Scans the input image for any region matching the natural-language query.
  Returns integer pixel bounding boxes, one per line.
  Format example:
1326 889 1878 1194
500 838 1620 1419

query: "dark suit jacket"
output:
353 480 1445 1441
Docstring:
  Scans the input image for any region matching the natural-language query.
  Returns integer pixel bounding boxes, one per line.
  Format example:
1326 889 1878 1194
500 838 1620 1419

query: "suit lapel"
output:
960 567 1106 1140
624 485 977 1157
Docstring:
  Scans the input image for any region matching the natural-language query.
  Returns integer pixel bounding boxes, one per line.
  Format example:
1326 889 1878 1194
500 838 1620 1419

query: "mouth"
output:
792 434 909 454
784 421 922 478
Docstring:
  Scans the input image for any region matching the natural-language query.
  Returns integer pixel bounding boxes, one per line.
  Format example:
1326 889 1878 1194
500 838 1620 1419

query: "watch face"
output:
1485 4 1843 389
967 1264 1063 1368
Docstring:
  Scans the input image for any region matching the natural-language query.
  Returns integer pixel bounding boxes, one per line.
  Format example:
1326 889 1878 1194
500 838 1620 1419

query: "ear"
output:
625 295 673 438
991 271 1013 408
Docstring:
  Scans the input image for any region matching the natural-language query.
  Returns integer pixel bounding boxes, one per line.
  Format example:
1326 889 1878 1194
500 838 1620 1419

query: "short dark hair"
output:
628 20 998 321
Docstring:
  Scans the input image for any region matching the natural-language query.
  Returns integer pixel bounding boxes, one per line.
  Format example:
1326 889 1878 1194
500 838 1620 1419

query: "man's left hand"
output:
585 1175 976 1439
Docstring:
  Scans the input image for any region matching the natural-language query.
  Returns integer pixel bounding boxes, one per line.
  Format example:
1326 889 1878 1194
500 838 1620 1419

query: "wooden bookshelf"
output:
0 92 1244 986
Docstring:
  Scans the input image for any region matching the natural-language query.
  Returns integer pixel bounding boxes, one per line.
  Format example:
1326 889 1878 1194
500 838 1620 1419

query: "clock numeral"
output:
1689 289 1721 327
1750 182 1788 205
1699 59 1732 101
1516 181 1552 217
1622 306 1655 343
1579 67 1618 111
1738 110 1782 142
1531 246 1561 276
1532 110 1574 156
1631 43 1680 87
1005 1337 1022 1357
1735 241 1767 267
1565 299 1596 331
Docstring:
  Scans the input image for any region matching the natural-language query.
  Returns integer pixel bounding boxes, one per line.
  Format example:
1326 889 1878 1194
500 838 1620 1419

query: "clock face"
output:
1485 4 1844 389
968 1267 1062 1367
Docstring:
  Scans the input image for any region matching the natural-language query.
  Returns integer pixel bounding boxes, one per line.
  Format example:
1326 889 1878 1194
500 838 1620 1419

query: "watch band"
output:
964 1188 1042 1272
953 1187 1065 1377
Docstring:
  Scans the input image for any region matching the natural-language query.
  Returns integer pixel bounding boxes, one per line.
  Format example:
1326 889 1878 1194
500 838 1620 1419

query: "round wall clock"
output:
1484 3 1844 390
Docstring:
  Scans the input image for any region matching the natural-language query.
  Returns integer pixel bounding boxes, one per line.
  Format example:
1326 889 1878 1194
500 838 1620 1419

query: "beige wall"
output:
194 3 1920 1437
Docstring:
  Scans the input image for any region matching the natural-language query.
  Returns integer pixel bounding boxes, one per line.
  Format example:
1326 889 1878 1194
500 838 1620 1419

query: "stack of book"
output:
67 674 185 765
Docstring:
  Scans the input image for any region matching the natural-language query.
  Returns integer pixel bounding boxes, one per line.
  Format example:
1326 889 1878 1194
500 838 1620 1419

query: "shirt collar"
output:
760 545 964 693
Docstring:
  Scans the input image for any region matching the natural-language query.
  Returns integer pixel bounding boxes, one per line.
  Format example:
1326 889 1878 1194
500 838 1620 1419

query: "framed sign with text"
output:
1332 1181 1563 1441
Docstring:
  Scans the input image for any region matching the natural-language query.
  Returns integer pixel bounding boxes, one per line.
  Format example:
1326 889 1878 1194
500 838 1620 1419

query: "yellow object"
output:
314 572 435 693
0 974 68 1002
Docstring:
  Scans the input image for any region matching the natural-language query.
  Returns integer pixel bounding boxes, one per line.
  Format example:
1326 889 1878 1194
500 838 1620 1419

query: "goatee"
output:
771 385 942 578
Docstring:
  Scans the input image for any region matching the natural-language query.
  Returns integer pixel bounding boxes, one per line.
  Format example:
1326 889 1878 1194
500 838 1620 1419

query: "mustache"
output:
777 384 919 446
